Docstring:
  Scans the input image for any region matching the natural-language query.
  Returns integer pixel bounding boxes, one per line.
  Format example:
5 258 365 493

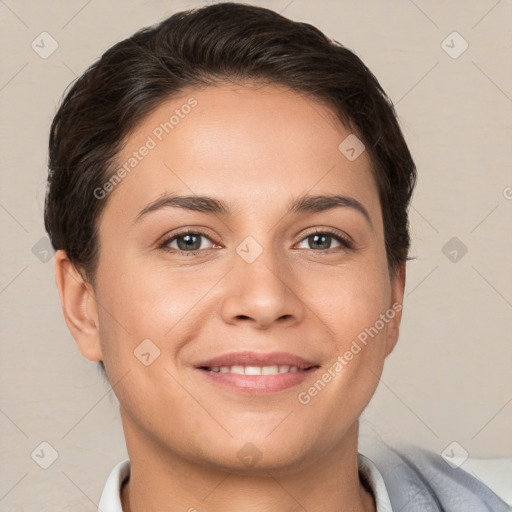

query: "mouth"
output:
202 364 308 375
195 351 320 394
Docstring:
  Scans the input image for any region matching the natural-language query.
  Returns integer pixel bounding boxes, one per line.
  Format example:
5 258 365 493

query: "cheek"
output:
299 259 392 401
95 243 392 357
93 257 221 372
302 256 392 343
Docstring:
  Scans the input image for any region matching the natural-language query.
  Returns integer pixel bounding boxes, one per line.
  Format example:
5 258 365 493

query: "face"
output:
71 82 404 472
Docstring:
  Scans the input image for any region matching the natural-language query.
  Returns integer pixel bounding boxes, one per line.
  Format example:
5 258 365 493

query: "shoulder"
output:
366 441 512 512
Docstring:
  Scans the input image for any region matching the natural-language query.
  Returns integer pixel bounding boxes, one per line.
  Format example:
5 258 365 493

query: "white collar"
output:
98 458 129 512
98 453 392 511
358 452 394 512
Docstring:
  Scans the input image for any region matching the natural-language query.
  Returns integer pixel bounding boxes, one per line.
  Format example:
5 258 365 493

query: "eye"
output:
296 229 353 251
160 230 218 254
159 228 353 255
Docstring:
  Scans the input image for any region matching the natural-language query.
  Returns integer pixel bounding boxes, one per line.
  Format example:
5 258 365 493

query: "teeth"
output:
208 365 302 375
245 366 262 375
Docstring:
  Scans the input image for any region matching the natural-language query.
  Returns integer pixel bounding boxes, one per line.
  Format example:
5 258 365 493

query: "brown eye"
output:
296 230 353 251
306 233 335 250
161 231 216 253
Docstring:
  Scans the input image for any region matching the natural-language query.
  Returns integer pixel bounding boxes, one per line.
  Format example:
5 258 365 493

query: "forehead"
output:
101 82 380 226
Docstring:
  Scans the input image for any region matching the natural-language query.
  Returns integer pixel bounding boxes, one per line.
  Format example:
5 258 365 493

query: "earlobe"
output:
54 250 103 362
385 261 406 357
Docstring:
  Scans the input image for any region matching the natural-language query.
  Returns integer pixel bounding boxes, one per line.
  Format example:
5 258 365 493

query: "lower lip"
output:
198 368 317 394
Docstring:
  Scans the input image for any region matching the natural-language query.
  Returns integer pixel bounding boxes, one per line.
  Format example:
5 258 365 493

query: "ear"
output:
54 250 103 362
384 261 406 357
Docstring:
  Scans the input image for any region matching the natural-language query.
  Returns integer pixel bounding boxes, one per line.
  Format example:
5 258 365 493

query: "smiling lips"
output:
196 351 319 393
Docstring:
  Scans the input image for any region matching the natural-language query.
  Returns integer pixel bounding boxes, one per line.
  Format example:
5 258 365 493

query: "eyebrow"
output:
133 193 372 227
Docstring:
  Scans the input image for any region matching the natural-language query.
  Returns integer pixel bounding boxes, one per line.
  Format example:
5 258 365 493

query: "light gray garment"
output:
369 441 512 512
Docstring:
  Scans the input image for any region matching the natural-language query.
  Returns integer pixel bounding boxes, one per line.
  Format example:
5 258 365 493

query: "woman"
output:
44 3 510 511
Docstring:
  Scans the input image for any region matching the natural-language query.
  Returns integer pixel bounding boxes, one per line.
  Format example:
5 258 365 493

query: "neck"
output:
120 413 376 512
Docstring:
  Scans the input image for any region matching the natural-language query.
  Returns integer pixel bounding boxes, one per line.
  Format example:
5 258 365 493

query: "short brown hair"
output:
45 2 416 283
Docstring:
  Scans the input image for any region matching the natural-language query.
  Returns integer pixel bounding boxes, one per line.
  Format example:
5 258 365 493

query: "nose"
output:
219 247 306 330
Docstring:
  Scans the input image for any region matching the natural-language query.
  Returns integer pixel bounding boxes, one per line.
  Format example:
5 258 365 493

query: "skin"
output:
55 82 405 512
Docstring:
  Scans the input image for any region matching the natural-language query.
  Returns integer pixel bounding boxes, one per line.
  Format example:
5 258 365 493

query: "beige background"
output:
1 0 511 510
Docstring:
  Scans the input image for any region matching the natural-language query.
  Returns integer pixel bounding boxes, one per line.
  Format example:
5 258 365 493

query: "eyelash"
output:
158 228 354 256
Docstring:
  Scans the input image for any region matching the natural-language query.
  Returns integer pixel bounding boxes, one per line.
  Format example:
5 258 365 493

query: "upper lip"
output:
196 351 318 370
